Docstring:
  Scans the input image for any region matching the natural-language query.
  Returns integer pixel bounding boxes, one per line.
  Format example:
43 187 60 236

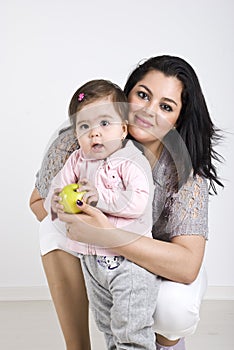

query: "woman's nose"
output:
143 101 157 118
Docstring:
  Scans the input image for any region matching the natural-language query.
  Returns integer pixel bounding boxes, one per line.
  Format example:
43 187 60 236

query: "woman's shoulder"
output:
184 173 208 191
152 147 173 186
50 127 79 153
153 147 208 191
35 127 79 198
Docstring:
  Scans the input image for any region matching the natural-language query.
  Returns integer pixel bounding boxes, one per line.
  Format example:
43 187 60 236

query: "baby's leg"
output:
109 259 160 349
80 255 116 349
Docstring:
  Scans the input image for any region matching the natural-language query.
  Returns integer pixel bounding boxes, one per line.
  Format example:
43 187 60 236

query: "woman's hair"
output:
69 79 128 127
124 55 224 194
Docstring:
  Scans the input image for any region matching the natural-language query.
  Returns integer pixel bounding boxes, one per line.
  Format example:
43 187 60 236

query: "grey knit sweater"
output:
36 128 208 242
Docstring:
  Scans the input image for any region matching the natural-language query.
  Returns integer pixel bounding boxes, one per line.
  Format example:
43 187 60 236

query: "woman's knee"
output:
155 295 200 339
153 280 206 340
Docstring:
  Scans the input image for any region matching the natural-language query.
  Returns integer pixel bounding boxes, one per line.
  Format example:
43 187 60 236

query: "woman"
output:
30 55 223 350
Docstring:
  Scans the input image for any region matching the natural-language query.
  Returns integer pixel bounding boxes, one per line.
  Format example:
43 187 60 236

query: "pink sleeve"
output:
96 159 152 219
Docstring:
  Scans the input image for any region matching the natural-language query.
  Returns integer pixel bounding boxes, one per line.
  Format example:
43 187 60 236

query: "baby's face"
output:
76 97 127 160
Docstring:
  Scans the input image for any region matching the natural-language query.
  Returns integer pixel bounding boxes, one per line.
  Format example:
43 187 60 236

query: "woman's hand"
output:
57 201 113 246
57 201 138 249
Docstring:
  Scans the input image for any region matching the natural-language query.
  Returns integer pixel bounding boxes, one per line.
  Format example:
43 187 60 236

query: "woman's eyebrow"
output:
139 84 178 106
163 97 178 106
139 84 152 95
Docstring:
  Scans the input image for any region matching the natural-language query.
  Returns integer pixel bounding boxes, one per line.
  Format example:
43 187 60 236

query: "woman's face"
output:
127 70 183 146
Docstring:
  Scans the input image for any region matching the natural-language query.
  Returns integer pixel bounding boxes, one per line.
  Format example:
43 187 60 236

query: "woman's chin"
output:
128 125 156 144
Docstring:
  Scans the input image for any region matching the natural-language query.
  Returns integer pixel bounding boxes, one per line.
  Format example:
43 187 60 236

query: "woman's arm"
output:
58 203 206 284
117 233 206 284
29 188 47 221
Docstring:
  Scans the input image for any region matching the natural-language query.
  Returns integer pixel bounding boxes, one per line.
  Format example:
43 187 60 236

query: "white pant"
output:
39 216 207 340
39 216 77 257
154 264 207 340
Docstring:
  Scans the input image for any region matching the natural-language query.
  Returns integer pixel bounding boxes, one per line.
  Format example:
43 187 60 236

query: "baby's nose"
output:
90 127 101 137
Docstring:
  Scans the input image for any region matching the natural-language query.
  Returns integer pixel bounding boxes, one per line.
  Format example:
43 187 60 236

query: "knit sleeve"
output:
35 128 79 198
167 174 209 239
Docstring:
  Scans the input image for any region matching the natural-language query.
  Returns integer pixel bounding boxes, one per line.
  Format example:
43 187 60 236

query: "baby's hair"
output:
68 79 128 128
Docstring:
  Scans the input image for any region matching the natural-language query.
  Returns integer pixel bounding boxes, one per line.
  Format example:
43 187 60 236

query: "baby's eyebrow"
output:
97 114 115 119
76 119 89 125
76 114 117 126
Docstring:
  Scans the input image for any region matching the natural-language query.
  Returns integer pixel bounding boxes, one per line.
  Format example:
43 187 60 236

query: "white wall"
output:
1 0 234 293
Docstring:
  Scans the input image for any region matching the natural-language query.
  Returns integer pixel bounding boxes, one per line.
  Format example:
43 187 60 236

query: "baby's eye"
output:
160 104 172 112
79 123 89 130
100 120 110 127
137 91 150 101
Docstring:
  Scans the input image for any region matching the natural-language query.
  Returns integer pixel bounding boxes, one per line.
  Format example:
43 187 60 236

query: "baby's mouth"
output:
91 143 104 151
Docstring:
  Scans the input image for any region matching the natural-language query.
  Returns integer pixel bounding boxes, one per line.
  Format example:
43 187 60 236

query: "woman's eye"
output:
137 91 149 101
161 104 172 112
100 120 110 127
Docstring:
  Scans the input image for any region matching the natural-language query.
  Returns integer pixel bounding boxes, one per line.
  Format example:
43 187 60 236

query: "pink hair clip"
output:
78 93 85 101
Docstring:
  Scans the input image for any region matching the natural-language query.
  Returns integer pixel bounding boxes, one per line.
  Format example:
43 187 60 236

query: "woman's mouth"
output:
133 114 154 128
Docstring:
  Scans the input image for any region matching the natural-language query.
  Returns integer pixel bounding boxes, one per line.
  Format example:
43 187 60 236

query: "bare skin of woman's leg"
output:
42 250 91 350
157 334 179 346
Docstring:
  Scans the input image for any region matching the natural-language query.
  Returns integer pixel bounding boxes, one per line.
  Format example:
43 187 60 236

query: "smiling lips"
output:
133 114 154 128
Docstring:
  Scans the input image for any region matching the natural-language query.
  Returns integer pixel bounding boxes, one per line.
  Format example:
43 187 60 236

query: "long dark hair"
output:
124 55 224 194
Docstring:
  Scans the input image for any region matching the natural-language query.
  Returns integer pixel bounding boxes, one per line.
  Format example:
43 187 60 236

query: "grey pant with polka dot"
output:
80 254 161 350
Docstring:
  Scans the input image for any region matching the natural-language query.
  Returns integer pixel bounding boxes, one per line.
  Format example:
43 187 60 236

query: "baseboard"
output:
0 285 233 301
0 286 51 301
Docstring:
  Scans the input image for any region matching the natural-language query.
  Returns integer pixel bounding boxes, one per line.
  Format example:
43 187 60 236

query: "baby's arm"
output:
95 158 153 219
44 151 80 217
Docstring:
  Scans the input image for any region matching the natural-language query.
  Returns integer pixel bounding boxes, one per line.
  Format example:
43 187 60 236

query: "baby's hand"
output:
78 178 99 207
51 188 64 217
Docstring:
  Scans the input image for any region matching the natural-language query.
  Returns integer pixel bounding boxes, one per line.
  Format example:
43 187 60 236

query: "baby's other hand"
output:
51 188 64 217
78 178 99 207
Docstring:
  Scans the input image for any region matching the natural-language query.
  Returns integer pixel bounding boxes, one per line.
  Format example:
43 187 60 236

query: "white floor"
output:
0 300 233 349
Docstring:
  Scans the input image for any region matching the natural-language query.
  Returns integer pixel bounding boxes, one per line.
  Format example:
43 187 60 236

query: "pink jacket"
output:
44 140 154 255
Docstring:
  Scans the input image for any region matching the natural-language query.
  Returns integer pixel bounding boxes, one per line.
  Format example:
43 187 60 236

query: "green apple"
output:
59 184 86 214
